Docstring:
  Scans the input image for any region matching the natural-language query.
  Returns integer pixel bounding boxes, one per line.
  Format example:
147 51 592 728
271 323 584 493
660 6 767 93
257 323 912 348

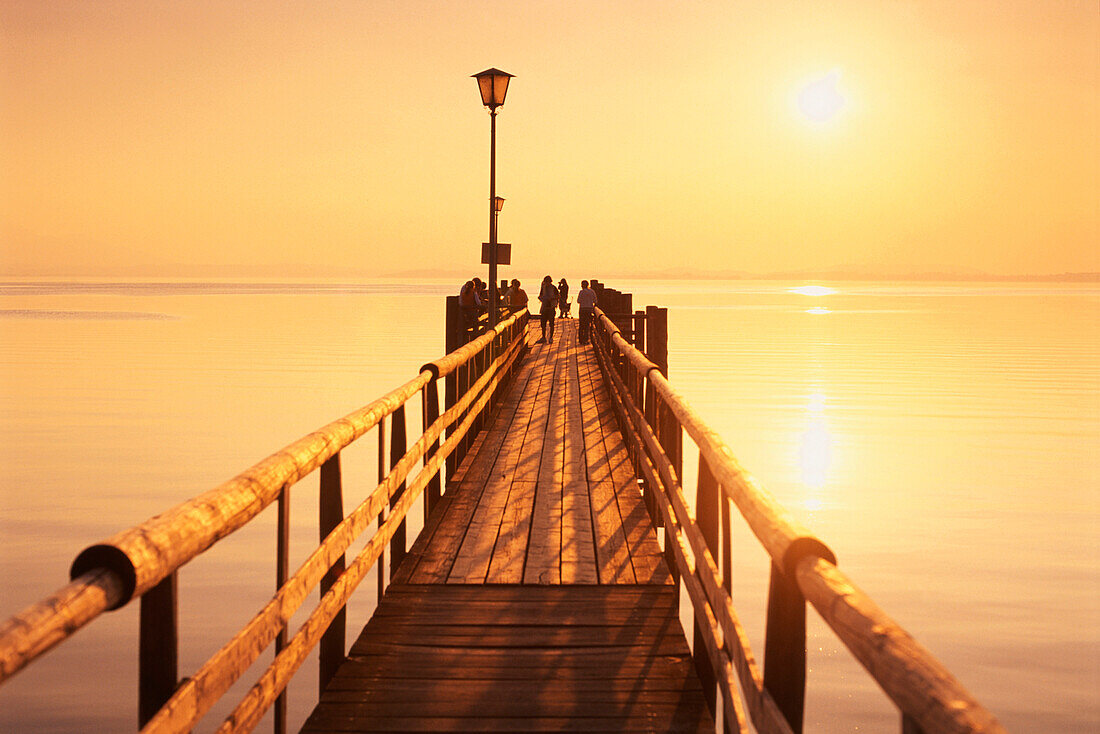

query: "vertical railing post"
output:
647 305 682 485
445 297 460 481
422 378 441 521
376 421 386 602
658 401 678 589
138 572 178 728
274 484 290 734
645 305 668 376
318 453 345 694
721 496 731 596
621 292 633 342
902 714 926 733
456 359 469 469
694 456 720 716
389 406 408 578
763 562 807 732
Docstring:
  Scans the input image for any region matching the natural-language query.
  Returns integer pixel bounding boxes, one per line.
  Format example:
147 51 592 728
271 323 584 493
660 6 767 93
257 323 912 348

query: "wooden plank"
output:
304 584 712 734
577 346 636 584
303 713 711 733
405 348 542 583
322 678 705 696
332 656 694 680
585 349 670 585
561 329 599 584
303 703 711 727
487 339 556 582
453 347 547 581
446 474 514 583
448 357 546 583
597 388 670 586
511 340 556 484
486 480 537 583
523 346 566 584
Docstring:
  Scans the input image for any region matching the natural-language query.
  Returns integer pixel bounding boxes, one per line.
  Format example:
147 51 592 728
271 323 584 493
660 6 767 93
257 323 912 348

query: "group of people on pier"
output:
534 276 597 345
457 276 598 346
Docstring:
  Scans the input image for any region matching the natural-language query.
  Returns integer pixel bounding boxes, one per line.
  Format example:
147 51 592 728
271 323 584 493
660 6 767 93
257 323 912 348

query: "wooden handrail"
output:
0 569 126 680
590 307 1004 734
213 336 525 733
0 308 529 727
143 317 528 733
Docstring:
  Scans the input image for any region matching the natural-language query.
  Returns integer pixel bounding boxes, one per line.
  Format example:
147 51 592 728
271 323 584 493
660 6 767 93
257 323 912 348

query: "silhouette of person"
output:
506 279 528 310
557 278 570 318
459 279 478 332
536 275 558 344
577 279 597 344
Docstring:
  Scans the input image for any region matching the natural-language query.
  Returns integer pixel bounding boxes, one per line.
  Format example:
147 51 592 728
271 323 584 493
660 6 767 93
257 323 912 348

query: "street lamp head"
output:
473 68 514 111
494 196 505 213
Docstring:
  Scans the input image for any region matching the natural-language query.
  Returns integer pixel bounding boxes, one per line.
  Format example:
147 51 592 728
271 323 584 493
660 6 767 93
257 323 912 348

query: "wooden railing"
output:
0 308 529 733
589 307 1006 734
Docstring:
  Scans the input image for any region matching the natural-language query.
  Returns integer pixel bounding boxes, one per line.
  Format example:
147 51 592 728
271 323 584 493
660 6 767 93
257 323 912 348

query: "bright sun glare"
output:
794 70 847 125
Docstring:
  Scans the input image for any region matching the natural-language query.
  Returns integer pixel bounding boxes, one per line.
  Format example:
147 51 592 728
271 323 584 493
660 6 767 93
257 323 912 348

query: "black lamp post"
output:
473 68 514 327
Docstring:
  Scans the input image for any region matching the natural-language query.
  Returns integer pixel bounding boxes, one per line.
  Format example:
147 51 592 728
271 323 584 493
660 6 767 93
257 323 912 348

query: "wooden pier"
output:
302 321 708 732
0 292 1006 734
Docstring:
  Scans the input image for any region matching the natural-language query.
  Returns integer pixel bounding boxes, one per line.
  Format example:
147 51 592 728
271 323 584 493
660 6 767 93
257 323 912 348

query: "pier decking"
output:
398 320 669 586
303 320 708 732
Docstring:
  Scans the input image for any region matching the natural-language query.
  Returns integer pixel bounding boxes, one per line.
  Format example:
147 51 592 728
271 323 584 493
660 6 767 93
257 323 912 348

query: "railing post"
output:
318 453 345 694
422 379 441 520
445 297 460 481
274 484 290 734
643 375 663 530
694 456 720 717
456 359 470 469
138 572 178 728
633 309 646 351
376 421 386 602
645 305 667 376
763 561 807 732
389 405 408 578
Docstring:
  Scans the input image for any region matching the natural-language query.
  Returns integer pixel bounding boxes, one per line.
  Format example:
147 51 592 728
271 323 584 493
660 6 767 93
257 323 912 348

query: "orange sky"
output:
2 1 1097 278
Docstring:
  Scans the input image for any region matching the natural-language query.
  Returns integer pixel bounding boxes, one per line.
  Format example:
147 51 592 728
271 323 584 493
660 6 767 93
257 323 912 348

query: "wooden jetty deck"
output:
0 296 1006 734
396 320 668 587
302 320 709 732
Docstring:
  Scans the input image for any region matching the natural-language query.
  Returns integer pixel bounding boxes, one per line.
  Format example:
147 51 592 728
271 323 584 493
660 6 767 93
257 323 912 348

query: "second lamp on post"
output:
473 67 514 328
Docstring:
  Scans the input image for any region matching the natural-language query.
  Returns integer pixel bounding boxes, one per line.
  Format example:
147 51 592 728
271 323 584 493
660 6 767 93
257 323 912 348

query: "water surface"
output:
1 279 1096 732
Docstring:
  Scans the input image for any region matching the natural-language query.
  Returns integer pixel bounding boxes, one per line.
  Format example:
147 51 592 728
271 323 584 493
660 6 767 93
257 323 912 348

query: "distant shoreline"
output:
1 271 1097 284
386 270 1100 283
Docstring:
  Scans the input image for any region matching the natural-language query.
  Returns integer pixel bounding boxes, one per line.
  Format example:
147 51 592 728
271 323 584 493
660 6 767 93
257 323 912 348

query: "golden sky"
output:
2 1 1097 278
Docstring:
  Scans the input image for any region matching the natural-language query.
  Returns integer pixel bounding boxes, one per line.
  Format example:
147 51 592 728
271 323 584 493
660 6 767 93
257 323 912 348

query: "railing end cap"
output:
783 536 837 581
70 544 137 610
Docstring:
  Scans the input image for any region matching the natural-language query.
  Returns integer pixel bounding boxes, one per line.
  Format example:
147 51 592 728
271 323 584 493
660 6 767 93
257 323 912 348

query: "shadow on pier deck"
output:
303 320 712 732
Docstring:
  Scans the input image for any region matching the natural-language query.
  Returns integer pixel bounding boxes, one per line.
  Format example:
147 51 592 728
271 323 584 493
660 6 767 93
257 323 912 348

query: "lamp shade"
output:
494 196 505 212
473 68 514 110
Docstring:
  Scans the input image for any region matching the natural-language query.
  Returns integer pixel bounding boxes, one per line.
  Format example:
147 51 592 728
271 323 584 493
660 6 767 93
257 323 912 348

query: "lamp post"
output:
473 68 514 327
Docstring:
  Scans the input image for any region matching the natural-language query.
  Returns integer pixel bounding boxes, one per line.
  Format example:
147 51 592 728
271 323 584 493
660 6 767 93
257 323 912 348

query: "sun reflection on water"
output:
789 285 836 296
798 391 832 509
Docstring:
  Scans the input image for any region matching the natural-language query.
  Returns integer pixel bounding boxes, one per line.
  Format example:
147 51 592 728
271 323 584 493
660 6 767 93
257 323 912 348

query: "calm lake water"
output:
1 279 1097 732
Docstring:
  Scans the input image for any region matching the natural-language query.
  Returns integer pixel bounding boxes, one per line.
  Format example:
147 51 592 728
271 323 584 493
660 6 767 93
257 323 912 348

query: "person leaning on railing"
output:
458 279 477 327
577 280 597 344
505 279 528 312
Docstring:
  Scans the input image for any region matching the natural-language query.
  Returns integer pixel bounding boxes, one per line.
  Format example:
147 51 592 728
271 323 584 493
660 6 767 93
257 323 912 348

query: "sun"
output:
794 69 847 125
